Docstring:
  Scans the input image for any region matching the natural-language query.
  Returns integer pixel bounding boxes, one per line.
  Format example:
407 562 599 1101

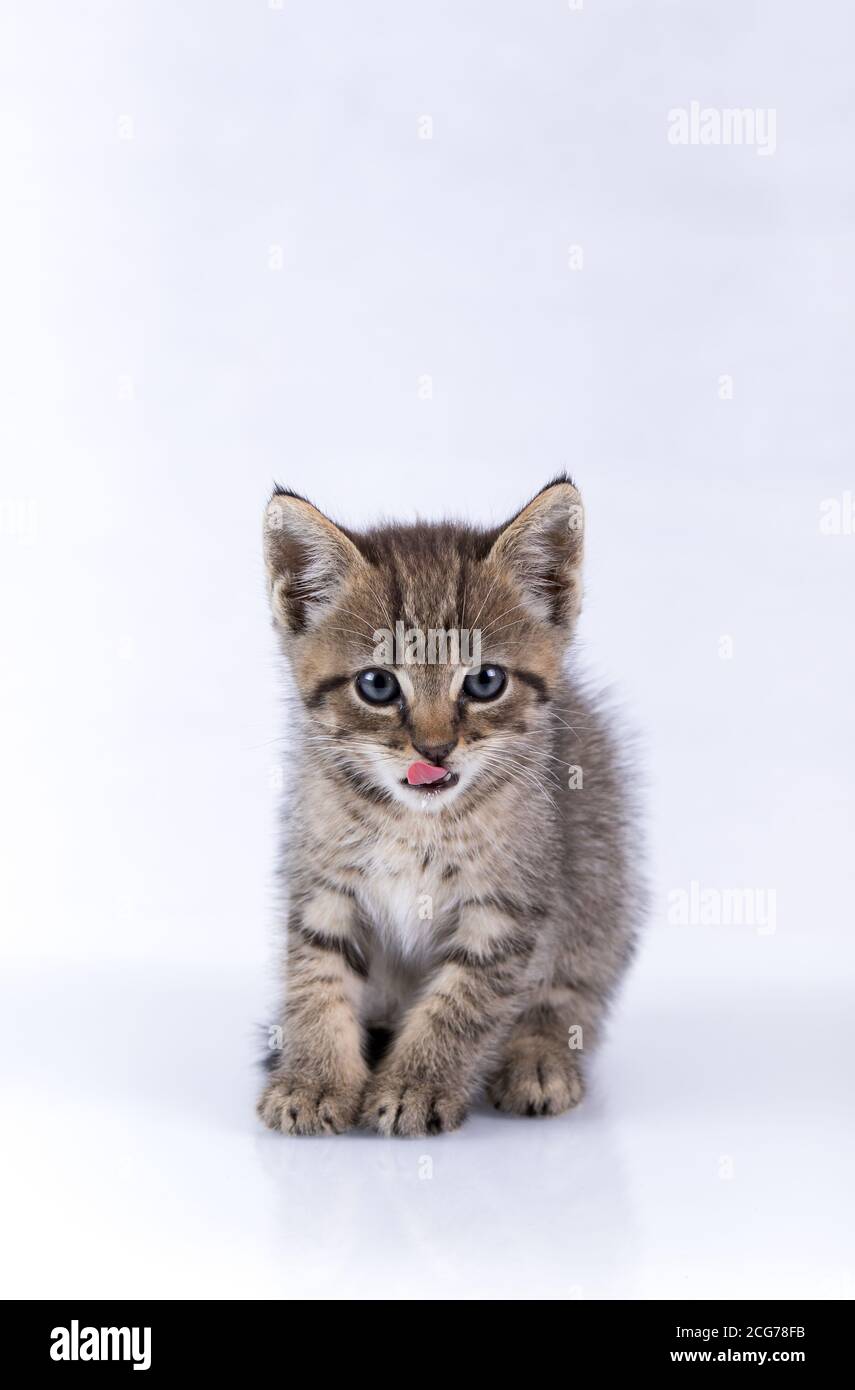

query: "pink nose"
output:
407 761 449 786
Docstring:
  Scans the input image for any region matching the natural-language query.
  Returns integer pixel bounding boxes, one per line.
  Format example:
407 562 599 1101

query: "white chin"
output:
383 775 466 812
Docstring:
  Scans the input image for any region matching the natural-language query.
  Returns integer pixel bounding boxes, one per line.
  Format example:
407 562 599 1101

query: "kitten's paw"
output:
361 1072 467 1137
488 1048 584 1117
257 1075 362 1135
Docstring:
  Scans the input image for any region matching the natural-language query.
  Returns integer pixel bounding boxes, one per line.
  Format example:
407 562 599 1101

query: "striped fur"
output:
257 478 644 1136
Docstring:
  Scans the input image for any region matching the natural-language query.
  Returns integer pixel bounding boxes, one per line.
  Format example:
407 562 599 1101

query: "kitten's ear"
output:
488 477 584 627
263 489 364 633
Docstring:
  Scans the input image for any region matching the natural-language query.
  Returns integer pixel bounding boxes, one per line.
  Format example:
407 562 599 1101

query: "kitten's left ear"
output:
488 476 584 627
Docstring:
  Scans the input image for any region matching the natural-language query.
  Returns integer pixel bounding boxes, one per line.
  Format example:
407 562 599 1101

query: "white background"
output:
1 0 853 1299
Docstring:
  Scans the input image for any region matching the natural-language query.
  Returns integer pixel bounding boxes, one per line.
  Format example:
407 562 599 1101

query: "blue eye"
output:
355 669 401 705
462 666 507 701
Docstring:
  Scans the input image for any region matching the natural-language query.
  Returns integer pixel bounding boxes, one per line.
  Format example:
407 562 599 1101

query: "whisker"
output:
502 733 585 769
326 627 377 647
475 750 558 809
478 617 529 645
483 742 563 784
335 605 380 633
468 570 503 632
362 579 395 633
480 763 557 811
549 712 587 737
478 601 530 641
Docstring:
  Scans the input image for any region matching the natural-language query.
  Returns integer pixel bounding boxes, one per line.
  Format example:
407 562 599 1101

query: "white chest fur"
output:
351 833 458 960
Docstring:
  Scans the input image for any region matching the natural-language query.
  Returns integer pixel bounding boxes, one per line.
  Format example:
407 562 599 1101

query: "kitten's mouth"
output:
402 761 459 795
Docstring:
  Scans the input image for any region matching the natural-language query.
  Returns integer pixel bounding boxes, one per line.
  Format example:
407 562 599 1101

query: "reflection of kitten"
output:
258 477 644 1136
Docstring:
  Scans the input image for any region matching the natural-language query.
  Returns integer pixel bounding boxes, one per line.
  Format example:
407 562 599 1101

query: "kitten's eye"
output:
355 668 401 705
462 666 507 701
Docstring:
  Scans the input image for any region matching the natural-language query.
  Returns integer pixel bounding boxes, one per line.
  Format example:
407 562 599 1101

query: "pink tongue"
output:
407 761 448 786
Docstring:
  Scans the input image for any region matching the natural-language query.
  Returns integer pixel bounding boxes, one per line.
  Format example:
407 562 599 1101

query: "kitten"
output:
257 476 643 1137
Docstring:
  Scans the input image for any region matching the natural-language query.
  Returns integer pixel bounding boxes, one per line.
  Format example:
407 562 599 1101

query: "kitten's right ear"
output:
263 488 364 633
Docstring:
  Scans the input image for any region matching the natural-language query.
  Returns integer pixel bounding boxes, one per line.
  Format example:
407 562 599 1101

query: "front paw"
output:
257 1074 362 1135
488 1047 584 1117
361 1069 467 1137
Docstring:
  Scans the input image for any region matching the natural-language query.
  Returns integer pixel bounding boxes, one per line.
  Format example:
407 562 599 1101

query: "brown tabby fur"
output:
257 477 643 1137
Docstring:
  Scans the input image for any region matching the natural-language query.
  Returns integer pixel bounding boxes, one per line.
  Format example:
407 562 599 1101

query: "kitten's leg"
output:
487 997 585 1117
258 892 369 1135
360 901 538 1137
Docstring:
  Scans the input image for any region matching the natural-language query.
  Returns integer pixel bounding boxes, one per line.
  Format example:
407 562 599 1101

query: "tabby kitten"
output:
258 477 642 1137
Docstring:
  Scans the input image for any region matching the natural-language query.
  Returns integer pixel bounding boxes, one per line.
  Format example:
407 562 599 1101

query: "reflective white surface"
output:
2 0 854 1301
2 931 851 1300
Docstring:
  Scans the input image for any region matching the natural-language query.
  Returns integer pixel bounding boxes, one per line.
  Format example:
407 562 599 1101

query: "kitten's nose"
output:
411 738 457 767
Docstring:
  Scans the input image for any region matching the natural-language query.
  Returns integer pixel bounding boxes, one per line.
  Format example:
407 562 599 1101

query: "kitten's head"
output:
263 477 584 813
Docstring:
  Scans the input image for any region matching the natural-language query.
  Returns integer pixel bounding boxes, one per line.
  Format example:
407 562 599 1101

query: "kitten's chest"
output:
351 834 462 957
